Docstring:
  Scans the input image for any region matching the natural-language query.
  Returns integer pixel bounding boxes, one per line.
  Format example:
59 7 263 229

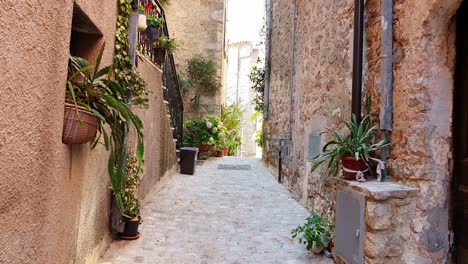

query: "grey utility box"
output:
335 186 365 264
180 147 199 175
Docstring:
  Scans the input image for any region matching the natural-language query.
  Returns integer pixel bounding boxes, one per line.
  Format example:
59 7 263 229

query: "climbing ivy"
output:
114 0 148 99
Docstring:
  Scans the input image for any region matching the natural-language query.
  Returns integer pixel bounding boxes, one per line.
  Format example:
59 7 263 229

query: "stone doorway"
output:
453 0 468 262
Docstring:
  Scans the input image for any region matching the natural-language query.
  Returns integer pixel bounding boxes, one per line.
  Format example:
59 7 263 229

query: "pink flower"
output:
206 122 213 129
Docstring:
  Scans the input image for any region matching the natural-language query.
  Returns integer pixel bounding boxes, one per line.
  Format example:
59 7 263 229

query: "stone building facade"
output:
0 1 177 263
227 42 260 156
264 0 466 262
165 0 227 119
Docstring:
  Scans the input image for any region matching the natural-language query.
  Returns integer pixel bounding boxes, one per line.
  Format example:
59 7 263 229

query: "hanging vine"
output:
114 0 148 99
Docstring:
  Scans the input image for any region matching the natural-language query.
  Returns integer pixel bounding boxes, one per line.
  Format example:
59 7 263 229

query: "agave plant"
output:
311 114 390 176
67 44 145 214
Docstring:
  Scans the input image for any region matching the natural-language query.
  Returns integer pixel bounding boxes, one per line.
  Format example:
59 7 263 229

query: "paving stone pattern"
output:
100 157 333 264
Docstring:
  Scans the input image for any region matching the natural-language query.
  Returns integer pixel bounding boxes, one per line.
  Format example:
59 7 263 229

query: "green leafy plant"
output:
249 64 265 112
114 0 148 98
138 5 145 14
254 125 264 148
311 114 390 176
68 48 145 216
156 36 179 53
291 213 333 251
178 71 192 95
122 150 142 220
147 15 165 29
182 115 225 148
221 103 244 155
188 55 221 95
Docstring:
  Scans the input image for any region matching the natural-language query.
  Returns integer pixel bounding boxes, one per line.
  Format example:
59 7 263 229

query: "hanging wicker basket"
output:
62 103 98 144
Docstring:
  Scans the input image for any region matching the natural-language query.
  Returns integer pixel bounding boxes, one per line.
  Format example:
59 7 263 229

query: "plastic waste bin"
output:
180 147 199 175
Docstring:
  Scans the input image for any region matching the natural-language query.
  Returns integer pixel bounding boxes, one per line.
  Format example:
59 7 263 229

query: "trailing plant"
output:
156 36 179 53
249 64 265 112
311 114 390 176
114 0 148 99
291 213 334 252
68 47 145 216
122 150 142 220
178 71 192 96
221 103 244 155
147 15 165 29
254 124 264 148
188 55 222 95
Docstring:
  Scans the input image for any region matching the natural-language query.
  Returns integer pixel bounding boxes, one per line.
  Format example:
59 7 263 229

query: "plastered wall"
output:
0 1 177 263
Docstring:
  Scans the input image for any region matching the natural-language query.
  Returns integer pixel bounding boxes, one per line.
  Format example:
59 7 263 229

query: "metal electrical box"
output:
335 186 365 264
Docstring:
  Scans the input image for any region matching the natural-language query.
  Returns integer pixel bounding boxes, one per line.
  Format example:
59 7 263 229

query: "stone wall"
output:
0 1 177 263
165 0 226 119
265 0 462 262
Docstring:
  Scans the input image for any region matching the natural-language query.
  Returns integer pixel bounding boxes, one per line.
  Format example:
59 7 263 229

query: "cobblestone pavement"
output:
100 157 333 264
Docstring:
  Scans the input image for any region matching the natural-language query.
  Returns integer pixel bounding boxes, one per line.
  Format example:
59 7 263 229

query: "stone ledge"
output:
333 178 419 201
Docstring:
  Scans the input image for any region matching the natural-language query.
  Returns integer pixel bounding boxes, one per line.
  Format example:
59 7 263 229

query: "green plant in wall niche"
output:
292 213 334 253
114 0 148 99
188 55 222 95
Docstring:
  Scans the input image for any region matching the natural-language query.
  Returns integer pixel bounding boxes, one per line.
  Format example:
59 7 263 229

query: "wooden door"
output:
454 1 468 262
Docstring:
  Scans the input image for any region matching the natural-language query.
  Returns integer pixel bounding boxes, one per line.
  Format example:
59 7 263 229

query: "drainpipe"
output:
352 0 365 123
263 0 273 119
379 0 394 180
289 0 298 139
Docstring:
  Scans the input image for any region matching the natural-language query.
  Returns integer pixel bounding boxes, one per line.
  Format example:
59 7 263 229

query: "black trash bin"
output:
180 147 199 175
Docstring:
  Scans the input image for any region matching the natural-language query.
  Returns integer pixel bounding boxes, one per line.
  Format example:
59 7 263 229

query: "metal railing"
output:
138 0 184 149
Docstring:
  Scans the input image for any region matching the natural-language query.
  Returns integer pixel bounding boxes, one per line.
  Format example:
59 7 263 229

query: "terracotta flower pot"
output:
62 103 98 144
341 157 369 181
216 150 224 157
223 147 229 156
199 144 210 152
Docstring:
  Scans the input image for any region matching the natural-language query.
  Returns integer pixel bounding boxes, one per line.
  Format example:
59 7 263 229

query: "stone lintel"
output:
333 178 419 201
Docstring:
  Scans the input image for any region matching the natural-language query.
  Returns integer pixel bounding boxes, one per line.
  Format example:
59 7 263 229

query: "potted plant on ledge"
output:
154 36 179 64
311 114 390 181
121 150 142 240
145 15 164 43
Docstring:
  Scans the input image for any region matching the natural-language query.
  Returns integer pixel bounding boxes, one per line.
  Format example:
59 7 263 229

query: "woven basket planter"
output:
62 103 98 144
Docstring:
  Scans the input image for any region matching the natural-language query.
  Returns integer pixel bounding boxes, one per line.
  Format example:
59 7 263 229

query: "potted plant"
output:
63 54 101 144
137 5 147 32
292 213 334 254
66 45 146 224
221 103 243 156
154 36 179 64
145 15 164 43
311 114 390 181
121 150 142 240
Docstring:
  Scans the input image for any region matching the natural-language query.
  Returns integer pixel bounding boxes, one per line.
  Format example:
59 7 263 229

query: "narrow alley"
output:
100 157 333 264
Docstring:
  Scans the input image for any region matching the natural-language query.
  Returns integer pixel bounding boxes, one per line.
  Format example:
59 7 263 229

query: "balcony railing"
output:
137 0 184 149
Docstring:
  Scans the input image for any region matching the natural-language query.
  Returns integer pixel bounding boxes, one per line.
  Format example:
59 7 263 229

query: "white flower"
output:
217 124 222 130
206 122 213 129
